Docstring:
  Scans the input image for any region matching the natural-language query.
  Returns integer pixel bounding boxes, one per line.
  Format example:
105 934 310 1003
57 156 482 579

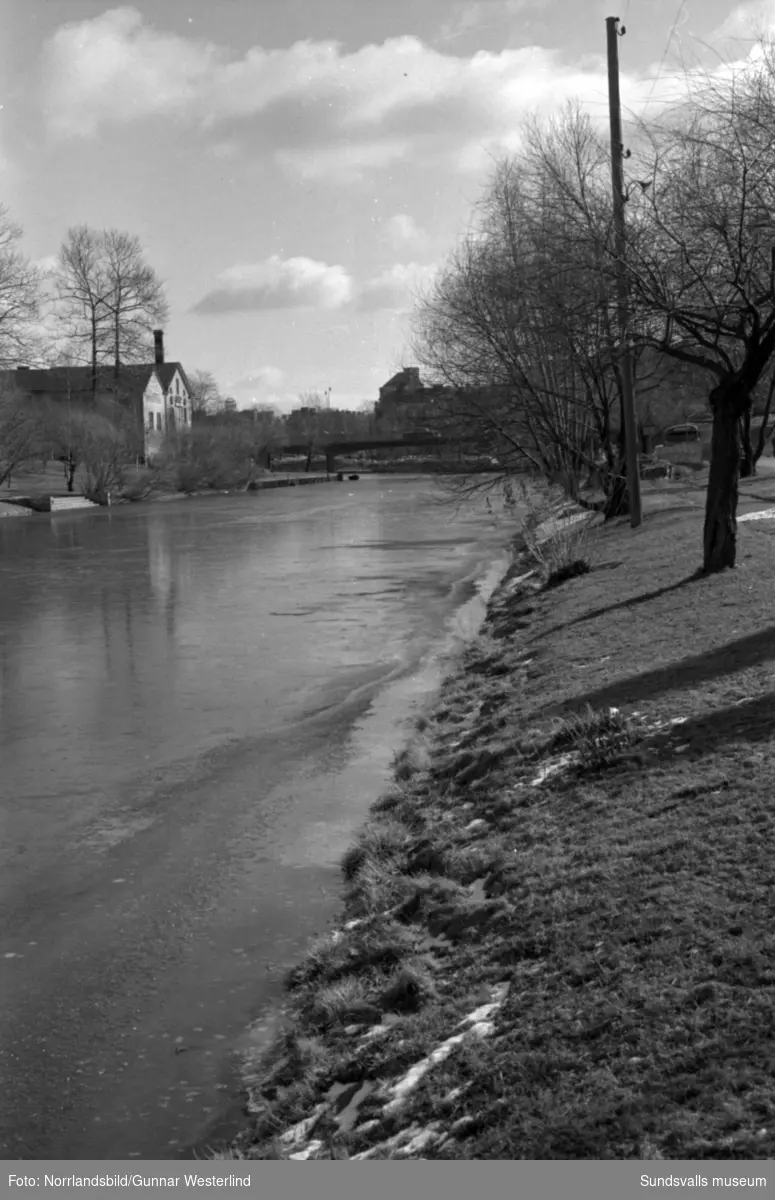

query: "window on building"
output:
156 412 162 431
148 413 155 430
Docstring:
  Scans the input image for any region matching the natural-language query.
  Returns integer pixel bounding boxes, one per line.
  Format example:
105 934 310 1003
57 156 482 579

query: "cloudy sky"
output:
1 0 772 410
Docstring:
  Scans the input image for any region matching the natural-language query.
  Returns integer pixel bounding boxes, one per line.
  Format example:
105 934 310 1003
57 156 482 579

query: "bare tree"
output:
298 389 327 410
77 403 138 502
625 44 775 571
0 380 42 488
158 411 283 492
53 225 168 387
413 104 650 517
39 388 86 494
0 206 42 369
54 226 113 388
287 392 326 471
242 409 284 485
102 229 169 371
188 369 221 416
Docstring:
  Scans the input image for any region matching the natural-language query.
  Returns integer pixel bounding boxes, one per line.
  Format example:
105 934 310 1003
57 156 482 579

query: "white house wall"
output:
164 369 191 431
143 374 166 459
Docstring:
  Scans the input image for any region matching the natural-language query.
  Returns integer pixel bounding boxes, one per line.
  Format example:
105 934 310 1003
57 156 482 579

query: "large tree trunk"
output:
576 454 630 519
704 390 744 573
739 410 755 477
753 369 775 468
602 465 629 520
114 311 121 377
91 315 99 395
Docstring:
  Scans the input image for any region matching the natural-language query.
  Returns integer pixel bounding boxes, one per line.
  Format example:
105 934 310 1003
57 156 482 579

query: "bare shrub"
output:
0 382 42 486
547 705 636 773
515 478 599 585
78 407 136 501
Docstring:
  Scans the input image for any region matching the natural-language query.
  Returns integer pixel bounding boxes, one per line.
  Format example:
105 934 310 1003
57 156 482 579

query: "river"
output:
0 476 513 1160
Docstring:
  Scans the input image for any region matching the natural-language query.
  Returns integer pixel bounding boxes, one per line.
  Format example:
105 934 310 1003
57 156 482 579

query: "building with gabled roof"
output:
10 330 191 462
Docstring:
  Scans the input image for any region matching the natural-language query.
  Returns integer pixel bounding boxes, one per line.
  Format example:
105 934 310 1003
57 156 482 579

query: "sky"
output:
2 0 774 411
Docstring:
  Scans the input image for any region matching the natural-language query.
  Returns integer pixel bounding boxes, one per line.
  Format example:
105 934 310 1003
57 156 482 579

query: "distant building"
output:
379 367 424 403
375 367 502 430
375 367 453 432
8 330 191 462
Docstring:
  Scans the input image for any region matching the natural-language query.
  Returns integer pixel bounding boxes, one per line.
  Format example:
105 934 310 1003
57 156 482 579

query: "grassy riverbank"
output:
221 481 775 1161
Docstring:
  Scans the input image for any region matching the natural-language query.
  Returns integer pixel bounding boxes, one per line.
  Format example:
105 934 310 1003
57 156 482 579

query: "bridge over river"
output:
261 432 463 472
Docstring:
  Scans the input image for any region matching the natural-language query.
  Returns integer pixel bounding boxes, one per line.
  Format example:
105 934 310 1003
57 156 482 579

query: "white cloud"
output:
193 256 354 314
385 213 428 250
711 0 775 41
228 365 286 390
42 7 217 138
358 262 439 311
275 138 411 183
193 255 436 320
41 8 710 180
0 119 22 193
210 140 238 160
33 255 59 274
438 0 532 44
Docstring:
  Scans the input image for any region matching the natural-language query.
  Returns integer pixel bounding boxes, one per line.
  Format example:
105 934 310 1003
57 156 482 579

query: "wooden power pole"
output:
606 16 642 528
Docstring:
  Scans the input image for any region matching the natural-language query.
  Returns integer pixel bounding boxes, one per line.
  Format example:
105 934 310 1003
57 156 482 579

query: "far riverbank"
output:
0 460 493 519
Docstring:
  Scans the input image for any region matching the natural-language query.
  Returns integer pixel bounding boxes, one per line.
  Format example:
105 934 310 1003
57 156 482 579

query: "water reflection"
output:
147 515 174 607
147 514 185 640
2 483 505 804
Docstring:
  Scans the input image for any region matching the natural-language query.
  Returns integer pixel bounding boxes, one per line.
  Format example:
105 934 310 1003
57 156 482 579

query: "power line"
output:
645 0 686 108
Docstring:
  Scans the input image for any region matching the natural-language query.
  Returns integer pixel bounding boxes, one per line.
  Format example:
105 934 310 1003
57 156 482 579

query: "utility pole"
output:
606 15 642 528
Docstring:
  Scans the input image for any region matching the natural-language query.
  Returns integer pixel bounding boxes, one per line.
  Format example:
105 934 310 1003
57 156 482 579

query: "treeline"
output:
412 41 775 572
0 212 168 376
0 382 146 500
0 383 386 499
145 401 384 492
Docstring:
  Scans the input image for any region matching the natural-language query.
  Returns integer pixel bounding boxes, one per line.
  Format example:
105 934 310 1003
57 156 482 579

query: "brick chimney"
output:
153 329 164 365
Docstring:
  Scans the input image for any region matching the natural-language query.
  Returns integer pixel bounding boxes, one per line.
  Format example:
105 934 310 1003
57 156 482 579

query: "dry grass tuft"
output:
341 818 415 881
515 479 599 586
392 742 431 782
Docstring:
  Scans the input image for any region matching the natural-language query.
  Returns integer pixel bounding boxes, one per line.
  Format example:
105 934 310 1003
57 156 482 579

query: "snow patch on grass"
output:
739 508 775 521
